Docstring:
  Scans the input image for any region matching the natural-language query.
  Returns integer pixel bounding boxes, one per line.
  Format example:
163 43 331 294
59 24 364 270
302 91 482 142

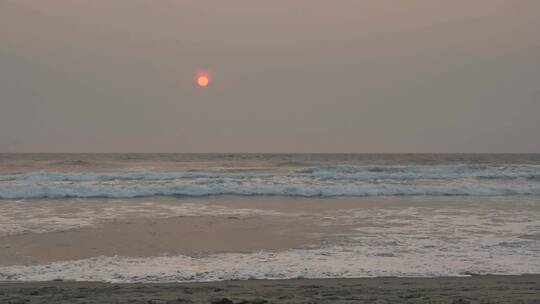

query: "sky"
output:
1 0 539 153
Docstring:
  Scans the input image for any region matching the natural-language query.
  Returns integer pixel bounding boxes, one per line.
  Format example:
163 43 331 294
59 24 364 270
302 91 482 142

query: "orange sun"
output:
197 75 210 88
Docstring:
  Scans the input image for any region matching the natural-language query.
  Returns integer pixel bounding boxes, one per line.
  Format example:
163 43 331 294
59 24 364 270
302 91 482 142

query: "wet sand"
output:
1 275 540 303
0 214 335 265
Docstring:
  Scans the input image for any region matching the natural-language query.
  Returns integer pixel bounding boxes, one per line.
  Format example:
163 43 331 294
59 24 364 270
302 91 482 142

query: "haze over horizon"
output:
1 0 539 153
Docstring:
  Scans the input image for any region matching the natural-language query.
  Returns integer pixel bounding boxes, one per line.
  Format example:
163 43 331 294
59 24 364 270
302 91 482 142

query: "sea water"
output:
1 154 539 282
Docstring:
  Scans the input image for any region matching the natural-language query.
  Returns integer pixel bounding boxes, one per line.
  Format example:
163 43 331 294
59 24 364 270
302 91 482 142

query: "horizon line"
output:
1 152 539 155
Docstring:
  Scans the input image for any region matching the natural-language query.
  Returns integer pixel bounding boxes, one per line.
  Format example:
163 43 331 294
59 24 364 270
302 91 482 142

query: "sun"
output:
197 75 210 88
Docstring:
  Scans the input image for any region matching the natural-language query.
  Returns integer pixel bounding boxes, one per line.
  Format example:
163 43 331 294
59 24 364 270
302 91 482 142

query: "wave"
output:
0 171 217 182
1 164 539 199
297 164 540 180
2 164 540 182
1 184 540 199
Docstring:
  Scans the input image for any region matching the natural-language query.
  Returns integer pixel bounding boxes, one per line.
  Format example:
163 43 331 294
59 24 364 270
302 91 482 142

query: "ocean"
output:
1 153 539 282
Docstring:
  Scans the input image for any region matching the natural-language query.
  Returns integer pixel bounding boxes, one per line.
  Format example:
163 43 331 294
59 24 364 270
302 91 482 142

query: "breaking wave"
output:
1 164 539 199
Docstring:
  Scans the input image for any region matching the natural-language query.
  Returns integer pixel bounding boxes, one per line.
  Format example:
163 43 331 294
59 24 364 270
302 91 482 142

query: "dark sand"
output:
1 275 540 303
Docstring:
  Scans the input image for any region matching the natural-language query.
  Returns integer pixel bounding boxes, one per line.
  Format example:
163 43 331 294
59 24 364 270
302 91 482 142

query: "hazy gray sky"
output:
1 0 539 153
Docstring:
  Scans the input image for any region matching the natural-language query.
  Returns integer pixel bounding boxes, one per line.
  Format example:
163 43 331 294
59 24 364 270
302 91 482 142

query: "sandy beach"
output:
2 275 540 303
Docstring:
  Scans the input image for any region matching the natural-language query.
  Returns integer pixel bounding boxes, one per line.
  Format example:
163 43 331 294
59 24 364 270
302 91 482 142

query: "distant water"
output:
1 154 540 199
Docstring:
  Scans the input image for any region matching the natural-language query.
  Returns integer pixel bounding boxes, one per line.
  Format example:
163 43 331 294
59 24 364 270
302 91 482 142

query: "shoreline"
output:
2 275 540 303
2 196 540 282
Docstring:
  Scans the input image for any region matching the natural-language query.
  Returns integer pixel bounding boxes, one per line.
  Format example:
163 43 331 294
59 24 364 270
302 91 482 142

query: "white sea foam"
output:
0 200 290 237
